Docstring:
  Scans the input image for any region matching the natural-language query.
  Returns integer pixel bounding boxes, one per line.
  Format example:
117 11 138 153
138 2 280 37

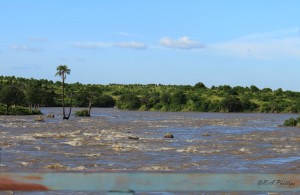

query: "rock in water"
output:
128 135 139 140
164 133 174 138
47 113 55 118
44 163 67 170
34 116 44 122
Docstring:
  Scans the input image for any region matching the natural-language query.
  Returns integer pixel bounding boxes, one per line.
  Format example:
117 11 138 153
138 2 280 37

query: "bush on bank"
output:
0 105 42 115
283 117 300 127
75 109 90 117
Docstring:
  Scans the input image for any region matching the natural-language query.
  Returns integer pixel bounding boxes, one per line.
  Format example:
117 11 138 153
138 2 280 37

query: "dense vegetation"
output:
1 75 300 114
284 117 300 127
75 109 91 117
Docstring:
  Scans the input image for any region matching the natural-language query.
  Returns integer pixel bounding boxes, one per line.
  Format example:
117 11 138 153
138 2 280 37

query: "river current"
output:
0 108 299 194
1 107 299 171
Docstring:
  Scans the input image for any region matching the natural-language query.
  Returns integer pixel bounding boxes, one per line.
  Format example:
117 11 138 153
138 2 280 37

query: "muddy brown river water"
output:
1 108 300 194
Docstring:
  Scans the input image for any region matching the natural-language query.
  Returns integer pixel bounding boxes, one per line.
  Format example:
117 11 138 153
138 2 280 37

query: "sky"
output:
1 0 300 90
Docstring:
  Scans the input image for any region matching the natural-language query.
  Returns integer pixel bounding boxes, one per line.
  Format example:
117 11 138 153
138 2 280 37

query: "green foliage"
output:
96 94 115 107
220 95 243 112
117 93 141 110
75 109 90 117
0 85 25 114
240 97 259 112
0 105 41 115
250 85 259 92
140 92 160 110
1 75 300 114
283 117 300 127
194 82 206 89
0 85 24 105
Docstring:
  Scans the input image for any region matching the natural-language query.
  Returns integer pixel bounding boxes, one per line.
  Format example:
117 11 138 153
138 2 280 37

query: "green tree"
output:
194 82 207 89
0 85 24 115
95 94 115 107
25 80 44 112
220 95 243 112
160 92 171 105
169 91 187 111
117 93 140 110
140 92 160 110
84 85 102 116
171 91 186 105
55 65 71 119
250 85 259 93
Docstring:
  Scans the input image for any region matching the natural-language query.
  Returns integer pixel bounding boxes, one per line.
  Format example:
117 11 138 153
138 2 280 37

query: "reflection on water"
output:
1 108 300 172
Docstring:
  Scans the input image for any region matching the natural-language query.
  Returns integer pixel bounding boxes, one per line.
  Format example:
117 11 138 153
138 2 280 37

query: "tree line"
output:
1 74 300 115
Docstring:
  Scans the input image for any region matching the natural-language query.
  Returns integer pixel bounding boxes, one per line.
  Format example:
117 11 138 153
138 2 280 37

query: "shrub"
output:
194 82 206 89
220 95 243 112
153 103 163 110
117 93 141 110
12 106 41 115
283 117 300 127
95 95 115 107
0 105 41 115
75 109 90 117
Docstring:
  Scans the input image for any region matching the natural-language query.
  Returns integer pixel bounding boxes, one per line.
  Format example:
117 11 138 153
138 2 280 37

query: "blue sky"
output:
1 1 300 90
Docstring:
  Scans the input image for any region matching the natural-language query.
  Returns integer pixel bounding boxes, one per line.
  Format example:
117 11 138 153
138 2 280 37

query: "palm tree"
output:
55 65 71 118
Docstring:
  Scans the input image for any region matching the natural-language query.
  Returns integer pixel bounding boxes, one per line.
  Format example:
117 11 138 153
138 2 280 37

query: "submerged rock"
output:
71 166 86 170
164 133 174 138
19 162 31 166
44 163 68 170
33 133 49 139
0 164 6 167
128 135 139 140
71 130 83 135
34 116 44 122
47 114 55 118
65 139 83 146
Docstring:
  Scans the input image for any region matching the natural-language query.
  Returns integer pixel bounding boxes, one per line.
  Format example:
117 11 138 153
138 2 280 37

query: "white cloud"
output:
159 36 206 49
211 28 300 59
114 41 147 49
10 44 43 52
73 41 147 50
73 42 112 49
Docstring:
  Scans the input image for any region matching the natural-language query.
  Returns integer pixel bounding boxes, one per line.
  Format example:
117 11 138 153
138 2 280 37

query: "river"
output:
0 108 299 194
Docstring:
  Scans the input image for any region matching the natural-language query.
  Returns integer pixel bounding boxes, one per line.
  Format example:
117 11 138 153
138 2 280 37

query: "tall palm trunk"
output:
62 74 66 118
63 92 72 120
55 64 71 120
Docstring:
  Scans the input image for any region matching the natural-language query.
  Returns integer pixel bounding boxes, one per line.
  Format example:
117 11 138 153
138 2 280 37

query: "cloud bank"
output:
114 41 147 49
73 41 147 50
10 44 43 52
159 36 206 49
72 42 112 49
